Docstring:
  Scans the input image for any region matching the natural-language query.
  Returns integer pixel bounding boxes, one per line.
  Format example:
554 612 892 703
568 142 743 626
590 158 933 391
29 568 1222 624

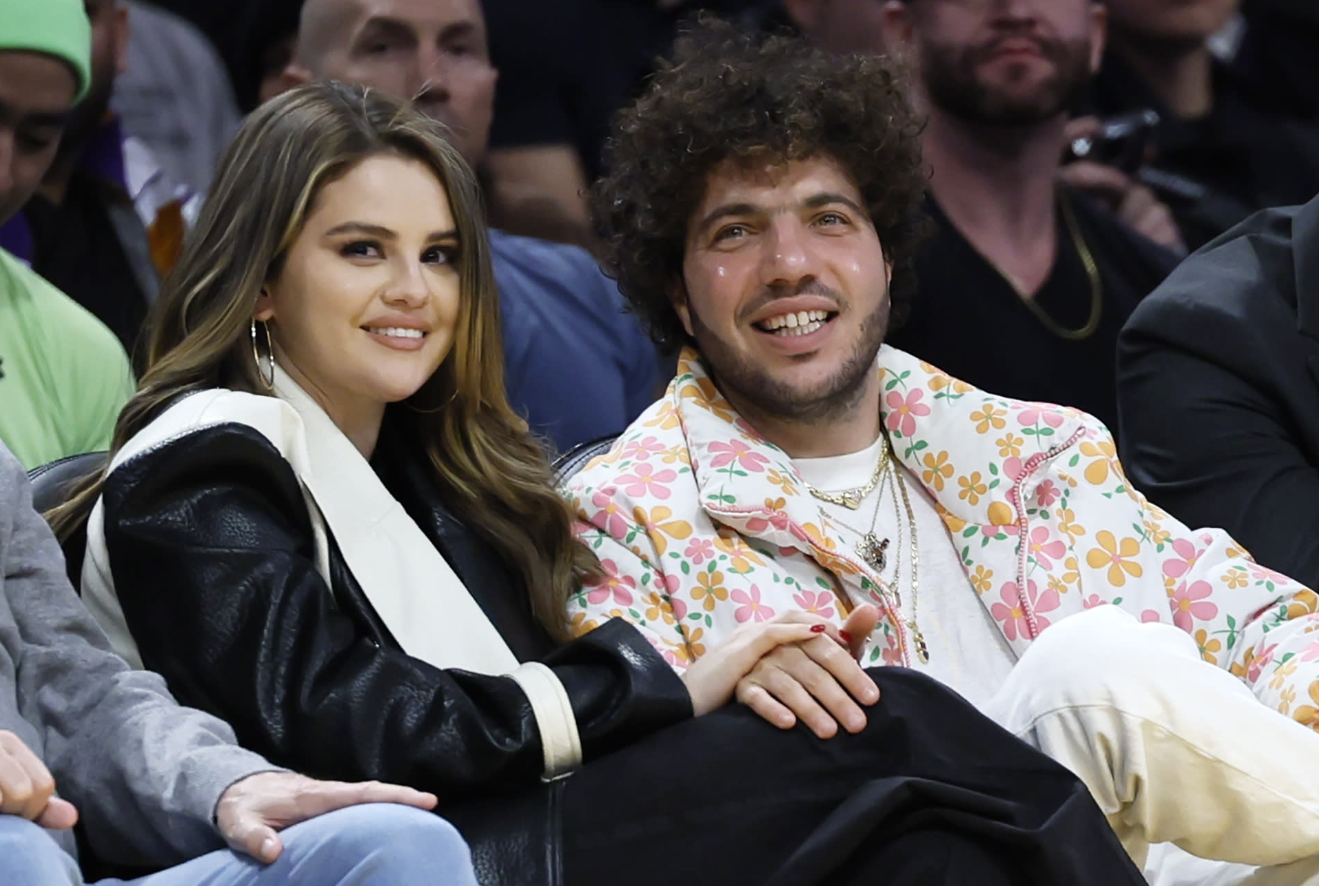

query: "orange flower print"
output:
713 528 767 573
957 472 988 505
692 569 729 611
568 610 598 637
1194 628 1222 665
1061 555 1081 587
1225 542 1252 561
684 626 708 659
934 503 967 533
766 469 799 496
970 404 1007 434
1143 520 1171 547
1270 657 1300 691
1086 531 1144 587
657 639 691 668
1280 685 1297 716
1292 680 1319 731
643 400 681 430
801 522 839 554
680 377 738 422
1057 508 1085 541
996 433 1024 458
1047 575 1068 597
971 566 994 594
1286 589 1319 620
929 372 973 396
922 451 954 491
632 506 693 556
1080 438 1118 486
1221 567 1248 590
659 446 691 467
642 591 678 625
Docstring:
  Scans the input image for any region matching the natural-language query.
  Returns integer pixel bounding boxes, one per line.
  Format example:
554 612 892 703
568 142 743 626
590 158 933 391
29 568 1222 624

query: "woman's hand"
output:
681 605 882 738
737 604 881 739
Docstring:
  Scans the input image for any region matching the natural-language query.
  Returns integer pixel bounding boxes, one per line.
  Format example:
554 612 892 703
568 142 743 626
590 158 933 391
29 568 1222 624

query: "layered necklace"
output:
801 437 929 663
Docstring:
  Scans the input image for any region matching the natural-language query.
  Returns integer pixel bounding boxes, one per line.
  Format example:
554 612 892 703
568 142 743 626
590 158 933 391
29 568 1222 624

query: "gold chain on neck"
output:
999 195 1104 341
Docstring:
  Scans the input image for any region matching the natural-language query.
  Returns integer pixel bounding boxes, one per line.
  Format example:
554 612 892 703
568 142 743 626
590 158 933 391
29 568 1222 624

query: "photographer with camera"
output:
1092 0 1319 250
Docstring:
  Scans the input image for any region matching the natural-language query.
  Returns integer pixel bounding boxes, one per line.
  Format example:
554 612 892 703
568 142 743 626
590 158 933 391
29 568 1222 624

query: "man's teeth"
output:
367 327 425 339
760 309 830 335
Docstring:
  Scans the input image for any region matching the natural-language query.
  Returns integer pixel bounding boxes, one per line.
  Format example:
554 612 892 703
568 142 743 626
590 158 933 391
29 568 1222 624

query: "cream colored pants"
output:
982 605 1319 886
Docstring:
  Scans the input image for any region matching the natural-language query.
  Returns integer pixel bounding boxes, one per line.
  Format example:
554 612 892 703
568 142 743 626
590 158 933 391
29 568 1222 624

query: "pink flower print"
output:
684 537 716 565
885 389 931 438
980 522 1020 539
1162 537 1205 581
991 580 1061 640
881 634 903 666
1036 480 1060 507
1026 527 1066 570
587 559 636 607
1082 594 1105 609
591 489 630 539
1017 407 1065 429
669 595 689 622
732 585 775 623
1249 644 1278 684
619 435 666 463
616 462 678 499
792 590 837 619
1003 456 1027 482
707 440 771 473
1302 638 1319 664
1169 580 1218 632
657 572 682 595
1140 609 1163 623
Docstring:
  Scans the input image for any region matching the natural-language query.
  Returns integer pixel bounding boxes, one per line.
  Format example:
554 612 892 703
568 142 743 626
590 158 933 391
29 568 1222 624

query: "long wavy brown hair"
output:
49 81 594 639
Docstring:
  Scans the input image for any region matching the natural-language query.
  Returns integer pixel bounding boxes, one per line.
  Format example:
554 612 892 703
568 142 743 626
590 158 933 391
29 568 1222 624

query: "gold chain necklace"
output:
802 441 889 510
817 438 928 663
998 195 1104 341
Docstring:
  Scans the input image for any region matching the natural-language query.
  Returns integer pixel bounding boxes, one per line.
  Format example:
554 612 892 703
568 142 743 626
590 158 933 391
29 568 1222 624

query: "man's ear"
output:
670 281 695 339
878 0 916 53
782 0 826 35
1088 3 1108 74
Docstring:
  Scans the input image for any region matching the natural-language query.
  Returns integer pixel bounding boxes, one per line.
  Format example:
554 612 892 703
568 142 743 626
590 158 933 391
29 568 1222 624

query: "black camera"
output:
1066 109 1160 176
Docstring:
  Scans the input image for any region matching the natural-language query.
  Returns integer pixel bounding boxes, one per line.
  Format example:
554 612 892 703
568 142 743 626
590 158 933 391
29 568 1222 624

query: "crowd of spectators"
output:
6 1 1319 885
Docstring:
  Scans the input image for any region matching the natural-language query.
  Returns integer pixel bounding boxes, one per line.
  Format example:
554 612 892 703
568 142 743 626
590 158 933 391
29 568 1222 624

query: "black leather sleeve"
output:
101 424 691 798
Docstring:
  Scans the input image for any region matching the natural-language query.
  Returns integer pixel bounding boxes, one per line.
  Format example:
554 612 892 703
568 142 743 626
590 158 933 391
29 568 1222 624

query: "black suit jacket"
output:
1118 195 1319 587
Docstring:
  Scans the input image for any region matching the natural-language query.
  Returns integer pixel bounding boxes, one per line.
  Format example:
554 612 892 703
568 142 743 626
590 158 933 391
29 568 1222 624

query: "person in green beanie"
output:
0 0 133 471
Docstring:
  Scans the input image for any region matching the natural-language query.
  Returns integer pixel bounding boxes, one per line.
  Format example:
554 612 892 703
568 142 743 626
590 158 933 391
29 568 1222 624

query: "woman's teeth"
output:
366 327 425 339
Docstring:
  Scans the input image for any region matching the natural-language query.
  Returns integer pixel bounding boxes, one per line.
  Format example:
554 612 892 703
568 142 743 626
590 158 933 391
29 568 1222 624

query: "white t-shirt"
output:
794 435 1018 707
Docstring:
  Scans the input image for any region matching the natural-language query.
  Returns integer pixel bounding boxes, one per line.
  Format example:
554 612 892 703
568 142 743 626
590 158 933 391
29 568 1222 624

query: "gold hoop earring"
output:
406 388 459 415
250 318 275 390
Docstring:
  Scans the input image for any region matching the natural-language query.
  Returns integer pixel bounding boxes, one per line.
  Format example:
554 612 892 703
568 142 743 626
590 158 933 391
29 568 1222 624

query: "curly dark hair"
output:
593 16 929 352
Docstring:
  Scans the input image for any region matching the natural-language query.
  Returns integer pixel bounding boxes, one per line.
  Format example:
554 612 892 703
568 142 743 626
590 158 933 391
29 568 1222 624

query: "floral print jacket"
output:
565 348 1319 729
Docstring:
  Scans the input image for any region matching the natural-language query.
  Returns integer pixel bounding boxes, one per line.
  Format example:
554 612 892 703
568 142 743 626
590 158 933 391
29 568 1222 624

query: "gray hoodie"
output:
0 442 270 867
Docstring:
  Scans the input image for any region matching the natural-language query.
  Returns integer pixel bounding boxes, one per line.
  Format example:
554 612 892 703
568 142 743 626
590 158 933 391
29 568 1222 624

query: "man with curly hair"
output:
565 18 1319 884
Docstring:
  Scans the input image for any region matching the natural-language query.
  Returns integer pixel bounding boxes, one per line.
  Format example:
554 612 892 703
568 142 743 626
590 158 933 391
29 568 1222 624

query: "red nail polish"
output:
839 631 853 643
810 624 827 633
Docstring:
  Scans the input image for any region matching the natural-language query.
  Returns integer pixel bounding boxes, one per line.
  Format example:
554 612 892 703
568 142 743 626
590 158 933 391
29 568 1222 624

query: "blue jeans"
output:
0 804 477 886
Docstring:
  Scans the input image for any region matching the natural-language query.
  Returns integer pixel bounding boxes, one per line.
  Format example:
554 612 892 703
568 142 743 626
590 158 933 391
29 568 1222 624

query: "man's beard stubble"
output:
921 33 1094 126
688 285 891 429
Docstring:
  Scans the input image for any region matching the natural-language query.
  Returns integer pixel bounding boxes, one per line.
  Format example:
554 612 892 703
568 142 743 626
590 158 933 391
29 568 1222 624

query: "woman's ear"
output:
253 289 276 323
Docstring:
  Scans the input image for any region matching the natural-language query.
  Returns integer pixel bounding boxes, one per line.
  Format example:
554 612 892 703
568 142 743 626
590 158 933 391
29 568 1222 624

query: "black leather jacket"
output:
99 413 692 884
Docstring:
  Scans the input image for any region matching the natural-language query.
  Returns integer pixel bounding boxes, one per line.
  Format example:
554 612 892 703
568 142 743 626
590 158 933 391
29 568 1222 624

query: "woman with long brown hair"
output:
50 81 1145 886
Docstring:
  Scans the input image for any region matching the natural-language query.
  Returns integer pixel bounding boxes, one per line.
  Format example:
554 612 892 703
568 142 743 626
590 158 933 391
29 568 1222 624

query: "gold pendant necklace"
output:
802 439 889 510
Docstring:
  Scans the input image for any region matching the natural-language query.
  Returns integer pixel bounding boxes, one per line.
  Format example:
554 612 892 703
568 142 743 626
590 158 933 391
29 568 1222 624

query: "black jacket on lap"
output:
93 402 1144 886
1118 195 1319 588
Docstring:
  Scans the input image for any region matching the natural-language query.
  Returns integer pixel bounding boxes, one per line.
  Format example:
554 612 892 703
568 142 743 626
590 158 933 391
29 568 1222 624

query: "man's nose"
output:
416 47 454 99
759 219 815 288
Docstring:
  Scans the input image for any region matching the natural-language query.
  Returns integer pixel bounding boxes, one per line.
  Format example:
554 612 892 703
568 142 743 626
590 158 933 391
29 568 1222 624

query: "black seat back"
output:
27 452 107 589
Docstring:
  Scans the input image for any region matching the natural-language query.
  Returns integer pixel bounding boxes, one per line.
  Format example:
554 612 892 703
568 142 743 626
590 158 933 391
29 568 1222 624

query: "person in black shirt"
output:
1093 0 1319 250
874 0 1179 433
